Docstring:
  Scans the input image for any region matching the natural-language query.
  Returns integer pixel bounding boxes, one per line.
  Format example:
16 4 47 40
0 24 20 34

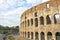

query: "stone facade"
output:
20 0 60 40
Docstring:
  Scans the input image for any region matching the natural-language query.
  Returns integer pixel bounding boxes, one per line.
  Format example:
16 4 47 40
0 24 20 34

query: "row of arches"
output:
21 32 60 40
21 14 60 27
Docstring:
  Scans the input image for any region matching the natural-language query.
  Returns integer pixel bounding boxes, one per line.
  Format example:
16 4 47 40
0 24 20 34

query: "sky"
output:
0 0 50 27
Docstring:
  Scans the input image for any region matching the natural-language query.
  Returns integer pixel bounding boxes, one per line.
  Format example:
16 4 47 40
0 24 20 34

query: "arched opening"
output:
47 32 52 40
46 3 50 8
31 32 33 39
46 15 51 24
35 12 37 17
35 32 39 40
40 16 44 25
24 21 25 27
22 21 24 27
23 22 24 27
41 32 45 40
31 19 33 26
28 32 30 38
25 21 26 27
54 14 57 24
35 18 38 27
27 20 30 26
54 14 60 24
56 32 60 40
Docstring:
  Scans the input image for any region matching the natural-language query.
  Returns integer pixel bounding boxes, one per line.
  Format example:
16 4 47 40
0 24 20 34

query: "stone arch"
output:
27 19 30 26
35 18 38 27
56 32 60 40
22 22 23 27
41 32 45 40
31 19 33 26
31 32 33 39
35 32 39 40
47 32 52 40
23 21 24 27
46 15 51 24
24 21 25 27
54 14 60 24
35 12 37 17
40 16 44 25
28 32 30 38
25 21 26 27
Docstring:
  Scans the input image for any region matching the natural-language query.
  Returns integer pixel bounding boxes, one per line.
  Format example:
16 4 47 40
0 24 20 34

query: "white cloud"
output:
7 0 16 5
3 7 27 16
0 0 42 26
26 0 42 6
26 0 36 3
0 0 4 4
0 0 26 12
42 0 50 3
0 6 28 26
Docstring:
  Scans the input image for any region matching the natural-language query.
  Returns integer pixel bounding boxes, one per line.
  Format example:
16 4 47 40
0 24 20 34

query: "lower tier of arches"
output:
20 32 60 40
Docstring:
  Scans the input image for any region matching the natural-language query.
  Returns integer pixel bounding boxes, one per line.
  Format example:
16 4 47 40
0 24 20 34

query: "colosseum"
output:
20 0 60 40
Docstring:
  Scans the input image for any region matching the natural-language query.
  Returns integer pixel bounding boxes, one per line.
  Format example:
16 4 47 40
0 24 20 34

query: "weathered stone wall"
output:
20 0 60 40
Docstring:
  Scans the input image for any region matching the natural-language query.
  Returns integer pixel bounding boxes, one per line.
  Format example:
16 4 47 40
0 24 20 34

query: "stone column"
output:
30 32 31 39
33 32 35 40
53 34 56 40
51 15 54 24
45 33 47 40
38 17 40 27
38 32 41 40
44 16 46 25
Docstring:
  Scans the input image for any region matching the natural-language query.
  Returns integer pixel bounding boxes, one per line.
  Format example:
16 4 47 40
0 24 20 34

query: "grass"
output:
8 36 15 40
